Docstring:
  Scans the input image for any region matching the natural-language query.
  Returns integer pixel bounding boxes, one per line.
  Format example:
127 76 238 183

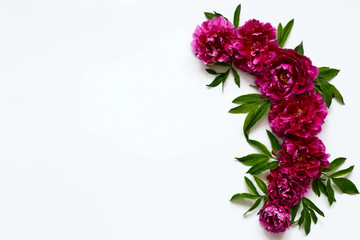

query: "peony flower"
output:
267 168 310 207
277 136 330 180
191 16 235 65
255 48 318 101
233 19 278 74
269 90 328 138
259 201 290 233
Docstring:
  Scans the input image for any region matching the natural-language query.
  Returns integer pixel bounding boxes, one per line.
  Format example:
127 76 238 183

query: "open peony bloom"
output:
269 90 328 138
191 16 235 65
255 48 318 101
277 137 330 180
259 201 290 233
232 19 278 74
267 168 310 207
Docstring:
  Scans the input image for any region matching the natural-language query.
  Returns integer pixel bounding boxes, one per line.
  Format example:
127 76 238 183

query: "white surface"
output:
0 0 359 239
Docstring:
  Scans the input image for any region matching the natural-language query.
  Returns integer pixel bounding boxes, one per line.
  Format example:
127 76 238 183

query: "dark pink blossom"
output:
269 90 328 138
191 17 235 65
259 201 290 233
278 137 330 180
232 19 278 74
267 168 310 207
255 48 318 100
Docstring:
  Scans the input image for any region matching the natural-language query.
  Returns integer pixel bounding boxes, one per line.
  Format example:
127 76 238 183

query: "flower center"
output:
279 73 289 83
294 108 303 116
296 153 308 162
295 149 308 162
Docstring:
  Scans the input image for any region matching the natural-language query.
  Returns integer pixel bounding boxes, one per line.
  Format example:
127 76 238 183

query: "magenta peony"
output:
277 137 330 180
232 19 278 74
259 201 290 233
269 90 328 138
255 48 318 101
267 168 310 207
191 16 235 65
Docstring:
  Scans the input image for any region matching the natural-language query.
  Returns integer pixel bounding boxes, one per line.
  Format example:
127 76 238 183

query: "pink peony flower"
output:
259 201 290 233
267 168 310 207
269 90 328 138
233 19 278 74
277 137 330 180
191 17 235 65
255 48 318 101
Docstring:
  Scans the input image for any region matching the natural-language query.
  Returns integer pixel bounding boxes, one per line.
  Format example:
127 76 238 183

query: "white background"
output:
0 0 359 239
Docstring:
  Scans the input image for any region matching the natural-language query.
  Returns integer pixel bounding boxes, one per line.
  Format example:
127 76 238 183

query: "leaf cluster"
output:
292 198 324 235
235 129 282 175
277 19 294 48
312 157 358 205
230 176 268 215
230 93 272 140
313 67 344 107
205 64 241 90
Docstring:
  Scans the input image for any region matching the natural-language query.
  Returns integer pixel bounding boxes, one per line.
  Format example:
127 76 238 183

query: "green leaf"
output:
318 179 328 197
236 154 270 166
231 66 240 88
313 84 322 94
302 197 324 217
279 19 294 48
264 161 278 171
230 193 259 201
244 176 260 196
247 161 277 175
330 84 345 104
205 69 217 75
233 4 241 28
294 41 304 55
206 69 230 87
232 93 265 104
247 102 271 130
246 160 268 175
331 166 354 178
204 11 225 20
243 198 262 215
304 209 311 235
247 139 272 158
319 79 333 107
312 179 320 197
249 84 259 89
326 179 335 205
244 101 271 138
213 11 228 21
243 109 257 139
229 102 260 114
266 130 282 155
291 202 300 223
298 209 305 226
276 23 283 45
331 177 359 194
254 176 268 194
308 208 318 224
322 157 346 172
204 12 216 20
317 67 340 80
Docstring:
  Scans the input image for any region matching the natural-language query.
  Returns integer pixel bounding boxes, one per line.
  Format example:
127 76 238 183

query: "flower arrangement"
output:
191 4 358 235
